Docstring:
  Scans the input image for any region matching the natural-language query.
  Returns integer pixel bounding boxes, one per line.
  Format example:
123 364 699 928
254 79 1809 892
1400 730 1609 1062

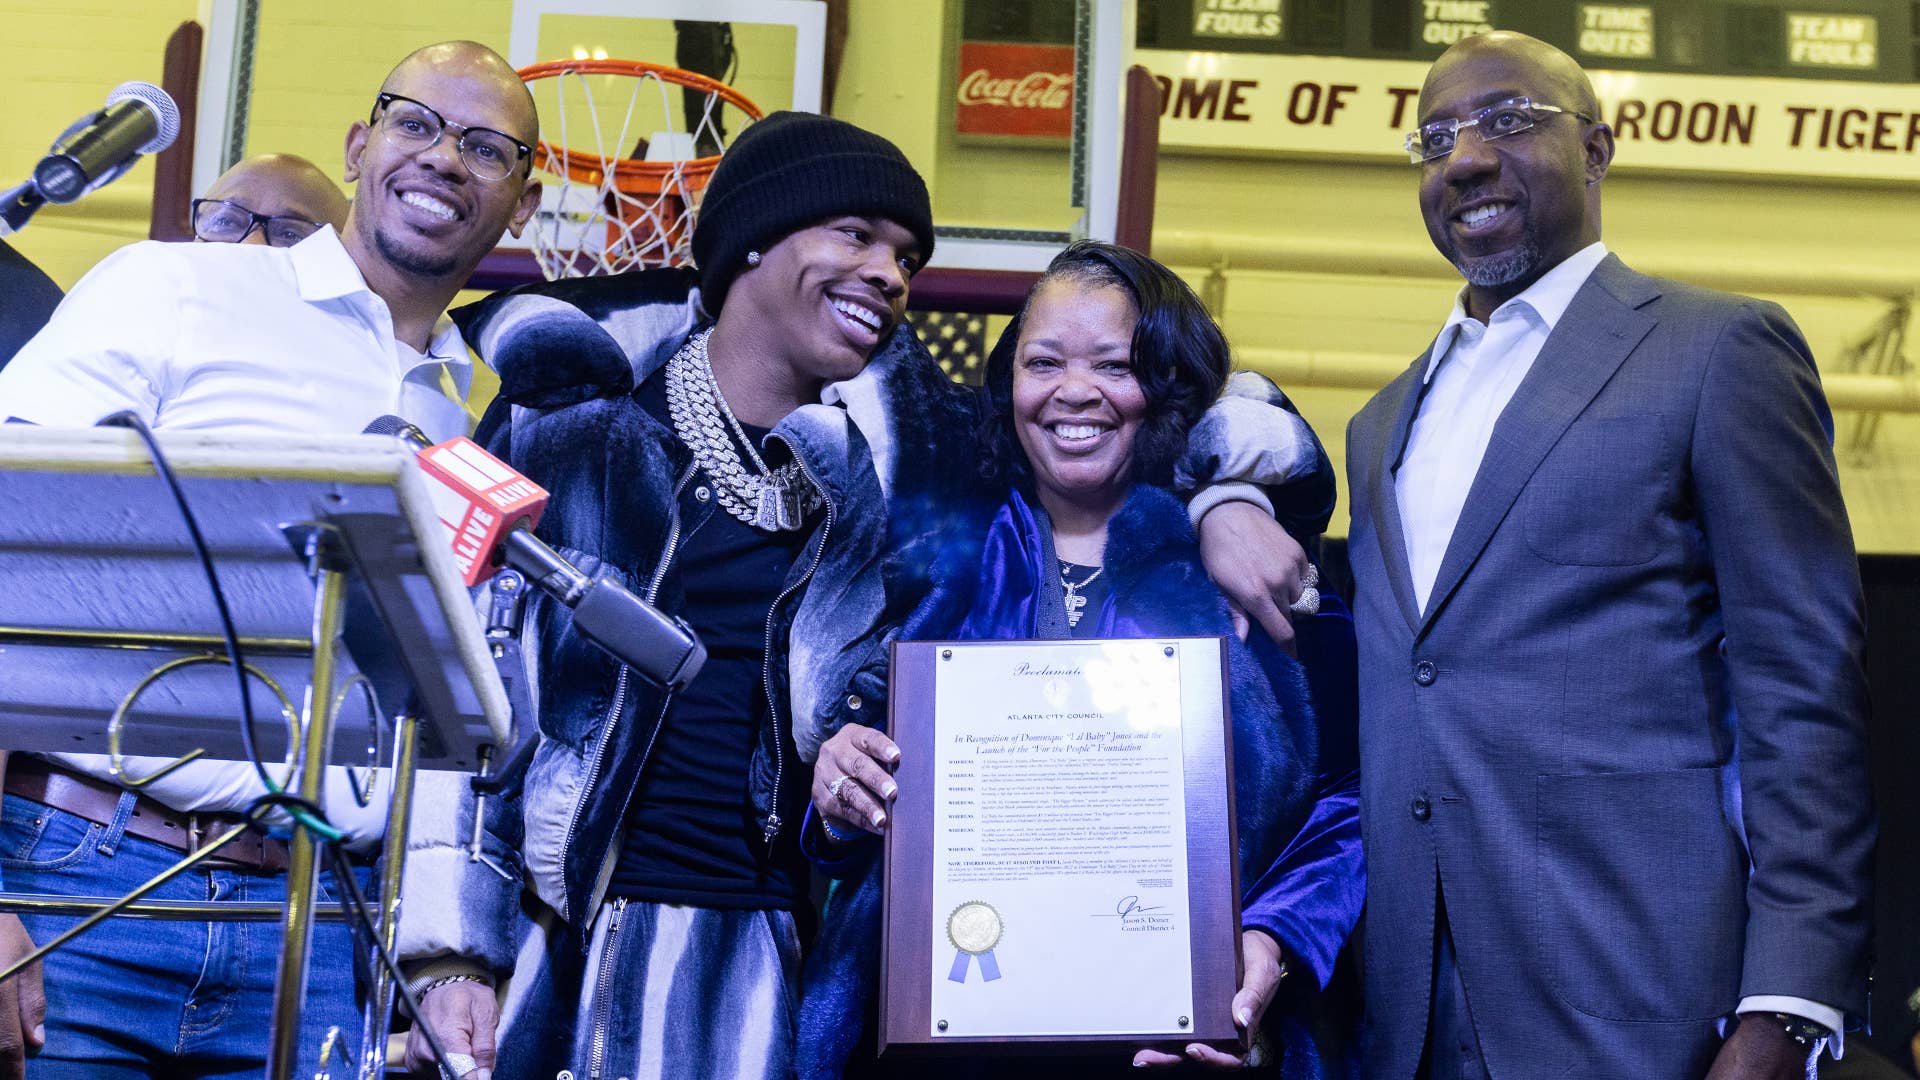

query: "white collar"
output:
287 226 369 303
287 226 472 388
420 315 473 398
1423 241 1610 384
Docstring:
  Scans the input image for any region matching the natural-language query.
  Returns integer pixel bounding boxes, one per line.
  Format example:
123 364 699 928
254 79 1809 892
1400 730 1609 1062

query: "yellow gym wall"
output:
2 0 1914 551
0 0 197 288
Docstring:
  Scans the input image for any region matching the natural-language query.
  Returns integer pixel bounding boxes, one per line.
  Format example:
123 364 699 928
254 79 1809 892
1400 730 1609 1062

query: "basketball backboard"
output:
194 0 1134 285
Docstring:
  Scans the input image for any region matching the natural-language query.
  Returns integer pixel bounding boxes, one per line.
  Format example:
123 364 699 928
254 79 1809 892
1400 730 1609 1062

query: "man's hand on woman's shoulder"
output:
1196 501 1310 651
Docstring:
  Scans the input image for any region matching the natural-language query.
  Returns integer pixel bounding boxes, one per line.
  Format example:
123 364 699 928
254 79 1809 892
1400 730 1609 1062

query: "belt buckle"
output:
187 812 204 856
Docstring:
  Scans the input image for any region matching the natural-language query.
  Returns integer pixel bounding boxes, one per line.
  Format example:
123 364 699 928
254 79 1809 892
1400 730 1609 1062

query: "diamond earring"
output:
746 250 762 267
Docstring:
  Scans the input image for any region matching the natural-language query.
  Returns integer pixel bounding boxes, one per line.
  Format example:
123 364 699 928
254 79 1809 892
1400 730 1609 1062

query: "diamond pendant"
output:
1063 585 1087 628
754 483 785 530
755 477 805 531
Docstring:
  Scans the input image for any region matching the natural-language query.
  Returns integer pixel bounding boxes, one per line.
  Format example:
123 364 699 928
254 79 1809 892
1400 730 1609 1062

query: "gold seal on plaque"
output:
947 901 1003 955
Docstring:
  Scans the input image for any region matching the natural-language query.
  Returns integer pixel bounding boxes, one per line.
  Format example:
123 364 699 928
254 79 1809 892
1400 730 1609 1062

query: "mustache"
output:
1446 185 1517 210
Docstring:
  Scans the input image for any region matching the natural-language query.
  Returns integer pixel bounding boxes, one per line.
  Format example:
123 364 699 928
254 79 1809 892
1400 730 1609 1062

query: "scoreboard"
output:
1136 0 1914 82
955 0 1920 181
961 0 1914 82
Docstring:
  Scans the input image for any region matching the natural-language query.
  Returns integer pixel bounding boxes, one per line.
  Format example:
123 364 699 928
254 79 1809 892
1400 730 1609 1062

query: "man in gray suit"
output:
1345 31 1874 1080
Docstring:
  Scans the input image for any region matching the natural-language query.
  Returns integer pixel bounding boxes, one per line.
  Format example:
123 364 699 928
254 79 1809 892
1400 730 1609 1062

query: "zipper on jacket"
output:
758 439 836 845
644 463 696 607
585 896 628 1080
561 462 697 922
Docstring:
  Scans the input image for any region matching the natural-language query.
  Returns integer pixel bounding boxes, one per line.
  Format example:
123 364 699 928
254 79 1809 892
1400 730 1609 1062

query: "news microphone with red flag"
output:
365 416 705 690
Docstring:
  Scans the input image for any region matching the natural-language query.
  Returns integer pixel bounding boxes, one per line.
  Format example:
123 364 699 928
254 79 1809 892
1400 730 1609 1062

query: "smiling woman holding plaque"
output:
794 242 1365 1077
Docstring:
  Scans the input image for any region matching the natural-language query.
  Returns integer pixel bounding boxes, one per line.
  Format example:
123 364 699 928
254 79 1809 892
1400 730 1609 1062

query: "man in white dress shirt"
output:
0 40 540 1079
1344 31 1872 1080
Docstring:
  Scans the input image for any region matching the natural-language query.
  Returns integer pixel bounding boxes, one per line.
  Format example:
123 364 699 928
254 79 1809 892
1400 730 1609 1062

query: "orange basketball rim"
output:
518 58 762 196
517 58 764 277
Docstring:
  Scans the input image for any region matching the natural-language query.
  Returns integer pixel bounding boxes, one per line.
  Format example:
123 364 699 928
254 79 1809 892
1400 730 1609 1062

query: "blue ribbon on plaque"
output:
946 900 1004 983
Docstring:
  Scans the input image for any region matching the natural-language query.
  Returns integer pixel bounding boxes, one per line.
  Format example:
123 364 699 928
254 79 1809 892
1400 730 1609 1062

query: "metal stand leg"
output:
358 712 419 1079
266 558 348 1078
0 820 266 982
0 893 349 922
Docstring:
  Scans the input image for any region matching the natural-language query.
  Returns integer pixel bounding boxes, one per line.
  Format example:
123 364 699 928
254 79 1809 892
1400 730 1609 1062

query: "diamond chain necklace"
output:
664 327 822 532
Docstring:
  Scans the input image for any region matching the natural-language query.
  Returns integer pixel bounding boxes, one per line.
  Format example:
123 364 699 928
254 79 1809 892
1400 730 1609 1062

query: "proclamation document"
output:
927 639 1198 1038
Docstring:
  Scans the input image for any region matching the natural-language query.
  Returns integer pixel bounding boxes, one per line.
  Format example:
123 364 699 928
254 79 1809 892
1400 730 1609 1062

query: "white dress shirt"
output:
1396 241 1845 1047
1396 241 1608 615
0 225 470 440
0 227 475 846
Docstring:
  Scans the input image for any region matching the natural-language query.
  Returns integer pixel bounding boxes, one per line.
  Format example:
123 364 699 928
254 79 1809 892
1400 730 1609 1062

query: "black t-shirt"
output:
609 378 813 910
1059 559 1113 639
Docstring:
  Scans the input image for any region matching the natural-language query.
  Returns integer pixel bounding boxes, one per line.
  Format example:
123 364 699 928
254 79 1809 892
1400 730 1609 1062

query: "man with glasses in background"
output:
0 40 539 1078
1344 31 1872 1080
191 153 351 248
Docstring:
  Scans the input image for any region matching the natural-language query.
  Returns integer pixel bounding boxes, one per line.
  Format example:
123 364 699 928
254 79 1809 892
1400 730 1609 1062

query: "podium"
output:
0 426 514 1078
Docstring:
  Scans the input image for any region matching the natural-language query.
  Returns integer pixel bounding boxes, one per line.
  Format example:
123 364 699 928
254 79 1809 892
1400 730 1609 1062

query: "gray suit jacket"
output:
1345 255 1874 1078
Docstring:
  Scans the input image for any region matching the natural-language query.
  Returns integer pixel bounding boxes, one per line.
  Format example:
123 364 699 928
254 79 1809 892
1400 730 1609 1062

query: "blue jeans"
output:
0 792 367 1079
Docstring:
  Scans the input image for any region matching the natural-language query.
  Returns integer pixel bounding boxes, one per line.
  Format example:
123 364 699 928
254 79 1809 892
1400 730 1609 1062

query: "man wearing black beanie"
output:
692 110 937 316
405 112 1331 1080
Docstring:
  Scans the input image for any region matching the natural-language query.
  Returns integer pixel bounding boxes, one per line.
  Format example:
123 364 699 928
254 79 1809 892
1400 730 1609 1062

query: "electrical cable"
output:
103 411 343 842
222 787 464 1078
323 838 466 1078
101 411 274 788
107 414 465 1073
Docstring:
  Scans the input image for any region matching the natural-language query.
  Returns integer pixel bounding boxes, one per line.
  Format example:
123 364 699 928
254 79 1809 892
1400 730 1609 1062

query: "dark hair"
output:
978 240 1231 490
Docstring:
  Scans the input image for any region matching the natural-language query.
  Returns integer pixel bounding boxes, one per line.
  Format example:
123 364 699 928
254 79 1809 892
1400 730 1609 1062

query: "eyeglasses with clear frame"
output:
190 198 325 247
369 92 533 182
1405 97 1598 164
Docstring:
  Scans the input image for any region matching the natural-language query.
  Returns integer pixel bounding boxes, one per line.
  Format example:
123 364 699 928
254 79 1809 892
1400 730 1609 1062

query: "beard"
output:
372 226 460 280
1452 235 1543 288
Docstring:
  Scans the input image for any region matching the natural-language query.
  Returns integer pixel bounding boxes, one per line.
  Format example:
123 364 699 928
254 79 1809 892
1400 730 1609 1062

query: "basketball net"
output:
518 59 763 279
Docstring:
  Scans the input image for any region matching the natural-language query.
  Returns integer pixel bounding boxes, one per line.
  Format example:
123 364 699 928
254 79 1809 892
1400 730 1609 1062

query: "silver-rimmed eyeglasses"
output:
369 92 533 182
190 198 324 247
1405 97 1598 164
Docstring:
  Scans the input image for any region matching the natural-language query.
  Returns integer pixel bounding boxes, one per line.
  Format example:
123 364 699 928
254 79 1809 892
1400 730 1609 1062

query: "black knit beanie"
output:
692 111 935 313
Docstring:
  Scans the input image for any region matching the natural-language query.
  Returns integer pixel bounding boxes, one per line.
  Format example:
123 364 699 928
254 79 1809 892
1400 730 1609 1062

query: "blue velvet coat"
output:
795 484 1364 1078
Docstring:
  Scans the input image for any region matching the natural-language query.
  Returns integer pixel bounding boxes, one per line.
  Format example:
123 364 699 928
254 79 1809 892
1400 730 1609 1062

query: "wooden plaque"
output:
878 637 1243 1058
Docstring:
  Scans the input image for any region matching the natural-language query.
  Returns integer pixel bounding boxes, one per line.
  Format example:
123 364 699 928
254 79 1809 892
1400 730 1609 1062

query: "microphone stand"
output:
470 569 541 805
0 180 45 237
498 529 706 690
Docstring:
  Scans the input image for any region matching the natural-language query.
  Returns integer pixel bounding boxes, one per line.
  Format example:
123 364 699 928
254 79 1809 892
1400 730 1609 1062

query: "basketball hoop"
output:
517 59 763 279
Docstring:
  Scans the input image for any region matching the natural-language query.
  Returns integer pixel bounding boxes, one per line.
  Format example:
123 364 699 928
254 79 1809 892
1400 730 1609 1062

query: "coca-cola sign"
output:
955 41 1075 138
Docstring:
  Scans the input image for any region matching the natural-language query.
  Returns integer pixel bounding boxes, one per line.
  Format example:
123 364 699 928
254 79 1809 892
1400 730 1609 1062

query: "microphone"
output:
1 82 181 235
364 415 706 690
